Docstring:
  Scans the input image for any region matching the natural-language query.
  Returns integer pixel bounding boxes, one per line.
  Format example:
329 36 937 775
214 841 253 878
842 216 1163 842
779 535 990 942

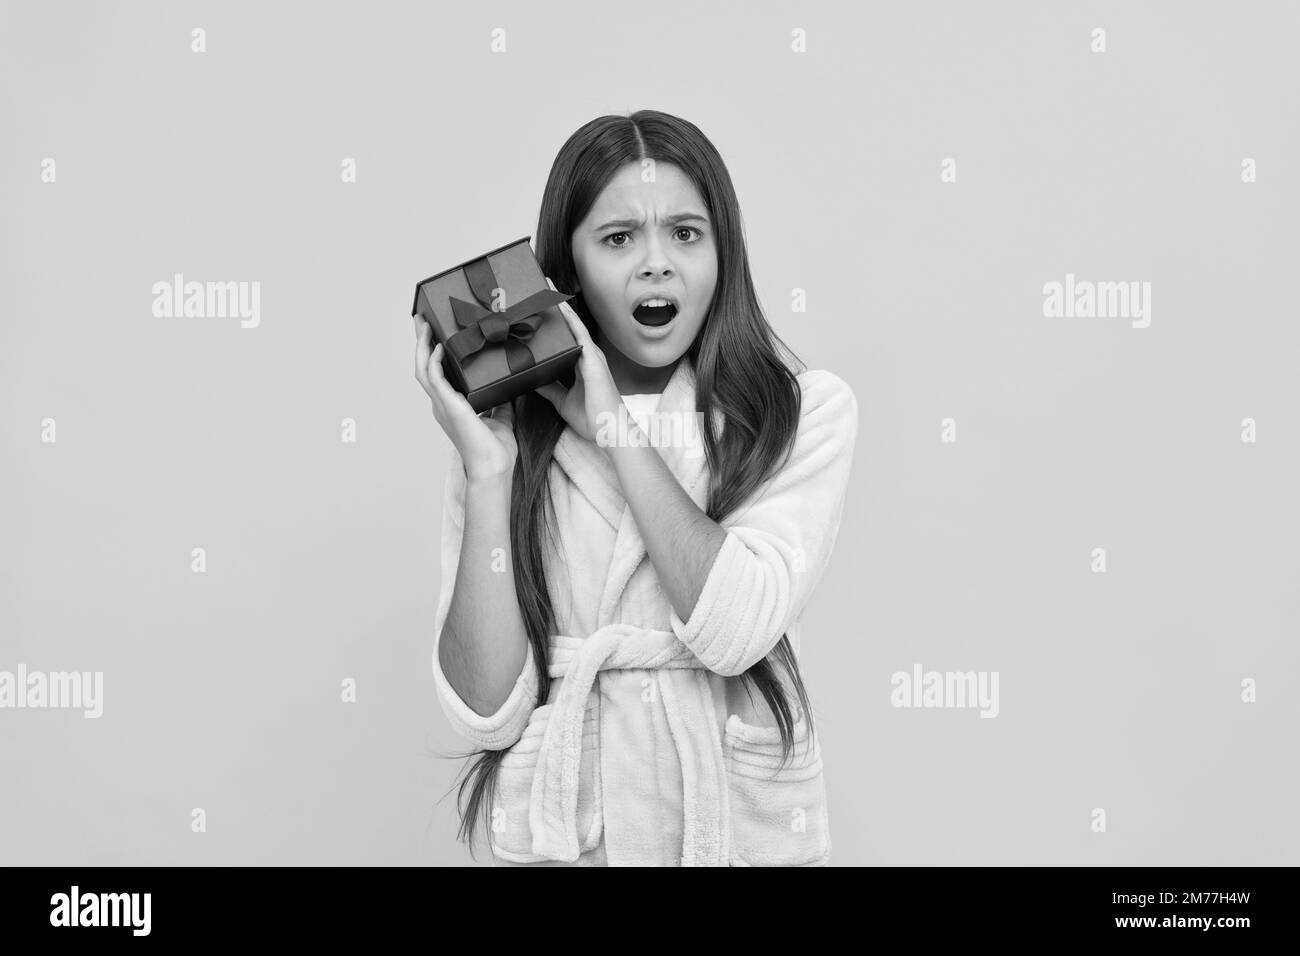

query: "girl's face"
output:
570 162 718 377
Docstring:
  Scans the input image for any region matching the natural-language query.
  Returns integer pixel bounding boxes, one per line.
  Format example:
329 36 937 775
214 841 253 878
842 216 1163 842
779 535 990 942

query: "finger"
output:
425 341 458 410
545 278 577 317
426 341 450 393
534 382 566 409
414 315 434 395
544 276 586 332
428 344 486 424
542 278 601 376
560 299 587 336
553 295 592 348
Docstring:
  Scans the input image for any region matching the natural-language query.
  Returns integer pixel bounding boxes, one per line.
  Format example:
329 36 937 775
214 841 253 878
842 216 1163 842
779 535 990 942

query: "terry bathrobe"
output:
431 355 859 866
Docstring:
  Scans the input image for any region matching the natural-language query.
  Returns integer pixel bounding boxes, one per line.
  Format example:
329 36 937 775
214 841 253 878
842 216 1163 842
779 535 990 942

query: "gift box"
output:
411 236 582 414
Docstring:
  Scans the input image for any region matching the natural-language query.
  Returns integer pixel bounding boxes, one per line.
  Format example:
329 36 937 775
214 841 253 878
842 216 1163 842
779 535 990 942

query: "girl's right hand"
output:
414 314 517 480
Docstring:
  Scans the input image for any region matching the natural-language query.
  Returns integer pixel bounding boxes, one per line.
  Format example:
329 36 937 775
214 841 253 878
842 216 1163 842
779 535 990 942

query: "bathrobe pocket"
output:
489 702 603 863
724 713 831 866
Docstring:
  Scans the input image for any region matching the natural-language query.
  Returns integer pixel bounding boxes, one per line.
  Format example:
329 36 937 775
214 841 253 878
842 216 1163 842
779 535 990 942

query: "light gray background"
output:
2 1 1296 866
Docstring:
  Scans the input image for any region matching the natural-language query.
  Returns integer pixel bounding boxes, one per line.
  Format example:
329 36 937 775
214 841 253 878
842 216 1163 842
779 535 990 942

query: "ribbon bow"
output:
444 253 573 374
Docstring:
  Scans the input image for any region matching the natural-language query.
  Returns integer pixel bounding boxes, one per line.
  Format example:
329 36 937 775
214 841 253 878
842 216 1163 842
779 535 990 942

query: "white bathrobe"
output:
431 355 859 866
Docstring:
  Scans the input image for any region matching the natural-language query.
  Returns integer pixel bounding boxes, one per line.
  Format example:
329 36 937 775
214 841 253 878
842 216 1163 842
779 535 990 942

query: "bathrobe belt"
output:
528 624 733 865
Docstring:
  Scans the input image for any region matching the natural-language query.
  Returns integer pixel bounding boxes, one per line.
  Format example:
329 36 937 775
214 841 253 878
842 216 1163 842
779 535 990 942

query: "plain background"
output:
2 1 1296 866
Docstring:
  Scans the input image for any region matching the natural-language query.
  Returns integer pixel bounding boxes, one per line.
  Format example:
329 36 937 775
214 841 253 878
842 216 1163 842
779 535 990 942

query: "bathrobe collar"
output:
552 354 714 624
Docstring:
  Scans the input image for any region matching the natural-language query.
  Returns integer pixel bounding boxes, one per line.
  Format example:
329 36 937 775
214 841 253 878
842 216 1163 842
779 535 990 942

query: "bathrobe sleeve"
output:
668 370 859 676
431 445 540 751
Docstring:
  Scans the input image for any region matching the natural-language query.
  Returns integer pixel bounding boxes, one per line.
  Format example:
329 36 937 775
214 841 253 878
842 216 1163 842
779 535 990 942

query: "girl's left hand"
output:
534 277 622 443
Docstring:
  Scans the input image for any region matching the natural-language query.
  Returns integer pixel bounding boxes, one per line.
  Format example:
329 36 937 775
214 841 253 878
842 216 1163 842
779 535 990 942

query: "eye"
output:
602 226 704 249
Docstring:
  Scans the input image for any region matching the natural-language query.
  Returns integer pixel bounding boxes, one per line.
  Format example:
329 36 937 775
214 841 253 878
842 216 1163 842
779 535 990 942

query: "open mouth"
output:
632 296 679 327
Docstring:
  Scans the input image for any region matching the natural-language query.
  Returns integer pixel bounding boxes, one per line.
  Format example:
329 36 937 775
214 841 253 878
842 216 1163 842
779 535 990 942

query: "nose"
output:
637 231 674 279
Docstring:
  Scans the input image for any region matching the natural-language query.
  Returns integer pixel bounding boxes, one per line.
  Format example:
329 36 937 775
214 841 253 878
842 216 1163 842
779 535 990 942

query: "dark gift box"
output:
411 236 582 414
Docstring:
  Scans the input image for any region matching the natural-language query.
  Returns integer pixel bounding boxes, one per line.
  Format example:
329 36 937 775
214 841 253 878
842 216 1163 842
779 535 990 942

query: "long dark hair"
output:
447 109 814 858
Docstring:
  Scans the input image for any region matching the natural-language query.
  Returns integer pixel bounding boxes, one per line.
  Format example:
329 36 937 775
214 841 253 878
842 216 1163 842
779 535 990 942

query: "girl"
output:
414 109 858 866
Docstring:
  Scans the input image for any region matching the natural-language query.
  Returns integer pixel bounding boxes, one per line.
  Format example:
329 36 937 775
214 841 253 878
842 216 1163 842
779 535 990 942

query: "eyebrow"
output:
593 211 710 232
